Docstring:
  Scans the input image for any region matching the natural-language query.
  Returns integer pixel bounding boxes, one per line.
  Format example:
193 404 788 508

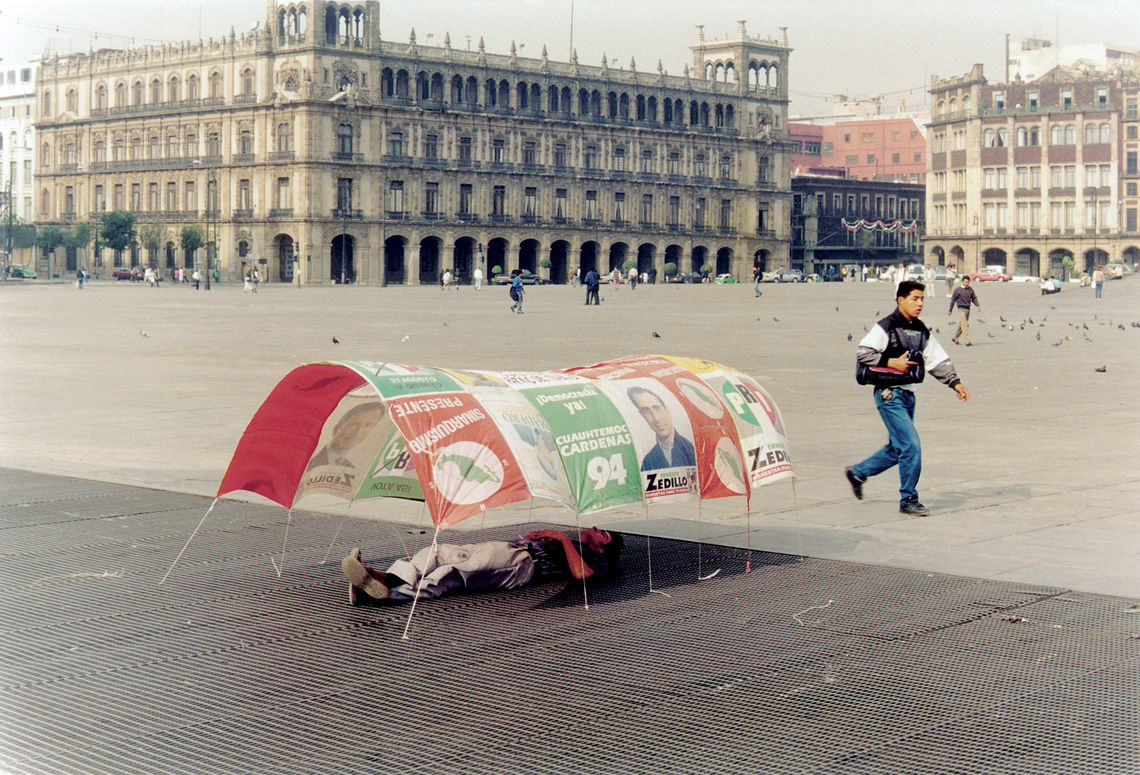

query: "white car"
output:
1010 274 1040 283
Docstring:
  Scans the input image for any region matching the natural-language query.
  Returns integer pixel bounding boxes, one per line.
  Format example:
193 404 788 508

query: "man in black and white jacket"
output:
845 280 970 516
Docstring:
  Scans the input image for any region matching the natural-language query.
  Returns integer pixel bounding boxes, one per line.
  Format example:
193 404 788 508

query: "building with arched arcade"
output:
32 4 793 284
926 63 1140 278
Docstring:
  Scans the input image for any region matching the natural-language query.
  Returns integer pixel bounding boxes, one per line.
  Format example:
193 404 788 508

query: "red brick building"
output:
790 117 927 183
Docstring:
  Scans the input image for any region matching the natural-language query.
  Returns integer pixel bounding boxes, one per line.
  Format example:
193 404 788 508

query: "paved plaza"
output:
0 276 1138 774
1 276 1137 596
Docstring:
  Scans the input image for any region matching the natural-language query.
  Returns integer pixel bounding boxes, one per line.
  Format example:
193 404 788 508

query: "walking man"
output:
509 269 525 313
585 267 600 305
845 280 970 516
948 275 981 345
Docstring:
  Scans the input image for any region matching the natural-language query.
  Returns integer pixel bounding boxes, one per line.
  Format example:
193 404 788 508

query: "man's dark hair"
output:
603 531 625 570
896 280 925 300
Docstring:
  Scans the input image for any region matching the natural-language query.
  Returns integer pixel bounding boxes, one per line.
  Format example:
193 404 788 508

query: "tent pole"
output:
745 498 753 574
402 524 442 640
321 517 348 565
271 509 294 577
791 478 804 561
644 501 671 597
575 514 589 611
159 497 219 585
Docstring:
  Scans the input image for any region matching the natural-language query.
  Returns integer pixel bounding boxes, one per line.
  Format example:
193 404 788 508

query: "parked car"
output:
906 264 927 279
1104 262 1131 279
970 266 1011 282
804 273 822 283
760 270 781 283
1010 273 1041 283
111 269 137 281
493 269 548 285
714 273 738 284
776 268 804 283
6 265 36 279
931 265 948 282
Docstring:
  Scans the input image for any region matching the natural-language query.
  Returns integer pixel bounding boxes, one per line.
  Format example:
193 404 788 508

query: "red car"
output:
969 267 1011 282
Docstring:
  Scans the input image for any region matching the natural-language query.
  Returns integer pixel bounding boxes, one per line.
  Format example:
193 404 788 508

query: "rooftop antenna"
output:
569 0 574 60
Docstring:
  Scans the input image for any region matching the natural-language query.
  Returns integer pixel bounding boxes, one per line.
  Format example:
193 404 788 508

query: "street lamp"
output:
973 213 980 273
206 170 218 290
1091 193 1098 272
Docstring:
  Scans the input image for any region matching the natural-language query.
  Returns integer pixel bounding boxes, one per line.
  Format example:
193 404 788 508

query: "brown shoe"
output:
342 548 390 602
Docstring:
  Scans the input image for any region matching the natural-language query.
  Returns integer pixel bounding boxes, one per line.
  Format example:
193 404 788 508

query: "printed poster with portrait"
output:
295 390 393 503
512 375 643 515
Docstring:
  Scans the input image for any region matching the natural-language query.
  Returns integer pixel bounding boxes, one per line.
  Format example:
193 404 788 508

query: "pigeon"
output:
332 336 340 344
1119 324 1127 331
1095 366 1107 373
652 331 661 338
999 315 1007 322
401 335 410 342
987 331 995 338
874 309 880 316
847 333 853 342
1051 339 1063 347
1035 331 1041 341
139 330 150 338
835 305 839 312
1132 322 1140 328
1028 317 1034 324
772 316 780 322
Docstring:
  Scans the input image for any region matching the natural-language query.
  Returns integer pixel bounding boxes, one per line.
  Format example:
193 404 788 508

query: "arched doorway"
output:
690 245 708 275
165 241 177 269
949 245 966 271
1082 248 1109 273
1049 248 1073 279
519 239 539 275
331 234 355 283
488 237 510 277
580 241 600 274
550 240 570 283
608 242 628 273
929 245 945 268
637 243 655 275
419 237 441 285
273 234 295 282
665 244 683 281
453 236 477 284
715 247 733 276
982 248 1008 272
1122 246 1140 265
1014 248 1040 278
384 236 407 285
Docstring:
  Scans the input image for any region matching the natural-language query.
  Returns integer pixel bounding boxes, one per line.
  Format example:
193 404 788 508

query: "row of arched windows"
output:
983 122 1112 148
380 68 738 129
46 69 257 117
702 60 781 92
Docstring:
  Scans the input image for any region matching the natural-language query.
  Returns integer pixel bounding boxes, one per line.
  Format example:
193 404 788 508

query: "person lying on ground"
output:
341 527 624 605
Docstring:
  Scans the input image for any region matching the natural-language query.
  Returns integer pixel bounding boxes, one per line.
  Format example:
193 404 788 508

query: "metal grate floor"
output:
1 468 1137 775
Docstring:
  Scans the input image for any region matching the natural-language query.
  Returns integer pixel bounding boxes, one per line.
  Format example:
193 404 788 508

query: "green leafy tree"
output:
180 225 204 263
539 258 552 269
622 259 636 272
1 218 37 253
139 223 165 266
491 264 503 276
664 262 678 277
1061 255 1075 282
100 210 137 253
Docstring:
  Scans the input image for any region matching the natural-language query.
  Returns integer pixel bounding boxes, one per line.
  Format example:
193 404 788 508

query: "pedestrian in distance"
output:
191 269 201 290
473 266 483 290
584 267 600 305
945 265 956 298
1092 265 1105 301
509 269 525 313
845 280 970 517
949 275 981 346
753 265 763 297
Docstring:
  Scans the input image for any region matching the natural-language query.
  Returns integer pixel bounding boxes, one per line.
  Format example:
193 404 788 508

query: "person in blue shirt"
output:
509 269 525 313
627 385 696 471
584 267 600 305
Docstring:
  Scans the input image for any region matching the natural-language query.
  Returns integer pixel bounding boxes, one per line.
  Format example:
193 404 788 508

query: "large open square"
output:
1 277 1138 774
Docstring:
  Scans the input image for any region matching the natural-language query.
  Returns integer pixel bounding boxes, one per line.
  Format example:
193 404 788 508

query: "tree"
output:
1 218 37 253
35 225 68 275
68 223 93 269
180 225 204 265
664 262 678 278
100 210 137 253
622 259 637 272
139 223 165 266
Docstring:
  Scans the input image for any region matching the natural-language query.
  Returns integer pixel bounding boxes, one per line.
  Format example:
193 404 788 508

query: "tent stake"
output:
159 497 219 585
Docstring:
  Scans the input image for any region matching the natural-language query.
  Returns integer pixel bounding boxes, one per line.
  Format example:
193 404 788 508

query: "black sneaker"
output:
899 498 929 516
844 467 864 500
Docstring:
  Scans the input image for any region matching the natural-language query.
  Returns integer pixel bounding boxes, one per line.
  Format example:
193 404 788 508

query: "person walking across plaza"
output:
509 269 525 313
1093 265 1105 300
845 280 970 517
585 267 600 305
948 275 981 345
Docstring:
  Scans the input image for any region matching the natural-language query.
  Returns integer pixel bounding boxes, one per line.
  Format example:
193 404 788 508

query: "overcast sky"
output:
2 0 1137 116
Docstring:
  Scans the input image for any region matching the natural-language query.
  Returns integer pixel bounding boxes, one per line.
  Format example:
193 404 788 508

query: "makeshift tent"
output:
217 354 793 525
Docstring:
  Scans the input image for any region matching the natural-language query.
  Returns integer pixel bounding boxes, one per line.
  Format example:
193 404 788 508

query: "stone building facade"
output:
34 2 792 285
1 62 38 269
926 63 1140 278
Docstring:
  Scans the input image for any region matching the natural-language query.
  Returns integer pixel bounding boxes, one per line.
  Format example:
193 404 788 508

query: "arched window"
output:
95 85 107 110
151 79 161 104
169 76 180 102
241 69 254 96
962 95 971 113
1050 125 1063 145
277 123 291 152
336 123 352 154
115 82 127 106
1017 126 1027 146
66 89 78 112
1064 125 1076 144
1029 127 1040 146
187 75 199 101
239 130 253 155
209 72 223 99
984 128 995 147
41 91 51 117
949 98 957 113
937 100 945 115
132 80 144 105
997 128 1007 147
1100 123 1111 143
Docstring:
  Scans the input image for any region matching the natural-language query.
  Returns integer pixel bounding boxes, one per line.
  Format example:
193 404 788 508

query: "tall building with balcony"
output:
1 62 38 268
926 63 1140 277
33 3 792 284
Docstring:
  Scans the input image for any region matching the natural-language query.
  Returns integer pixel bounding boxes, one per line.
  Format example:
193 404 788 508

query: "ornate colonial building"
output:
926 63 1140 277
34 3 792 285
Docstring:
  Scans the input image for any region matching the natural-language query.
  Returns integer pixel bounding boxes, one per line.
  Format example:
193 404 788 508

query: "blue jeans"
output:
1094 281 1103 299
851 387 921 504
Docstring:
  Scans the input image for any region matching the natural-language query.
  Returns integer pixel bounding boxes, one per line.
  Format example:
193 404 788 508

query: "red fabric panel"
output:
217 364 365 507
